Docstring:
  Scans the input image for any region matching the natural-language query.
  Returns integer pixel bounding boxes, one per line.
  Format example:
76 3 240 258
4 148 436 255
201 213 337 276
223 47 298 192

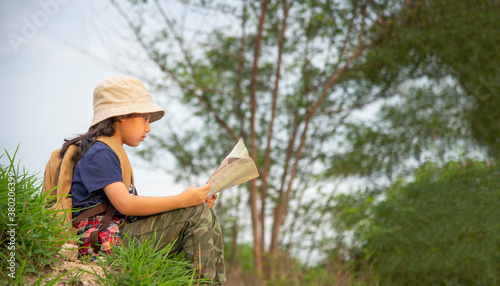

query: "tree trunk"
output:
248 0 270 277
230 220 239 266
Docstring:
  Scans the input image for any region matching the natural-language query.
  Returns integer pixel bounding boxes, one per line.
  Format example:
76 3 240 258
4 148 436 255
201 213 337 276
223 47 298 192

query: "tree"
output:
329 0 500 177
107 0 403 277
101 0 500 280
325 2 500 283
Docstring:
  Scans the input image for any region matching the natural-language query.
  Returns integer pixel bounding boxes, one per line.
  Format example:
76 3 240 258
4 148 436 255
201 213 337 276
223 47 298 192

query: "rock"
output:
60 243 78 261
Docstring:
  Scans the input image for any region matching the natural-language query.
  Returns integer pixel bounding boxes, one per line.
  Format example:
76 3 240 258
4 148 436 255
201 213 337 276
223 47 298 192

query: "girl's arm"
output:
103 182 211 216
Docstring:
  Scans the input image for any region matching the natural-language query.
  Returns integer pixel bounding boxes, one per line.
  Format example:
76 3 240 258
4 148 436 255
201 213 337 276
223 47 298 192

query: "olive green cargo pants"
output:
120 203 226 285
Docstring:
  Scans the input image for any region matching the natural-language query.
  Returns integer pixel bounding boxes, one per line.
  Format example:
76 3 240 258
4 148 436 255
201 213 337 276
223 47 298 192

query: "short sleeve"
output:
81 147 123 193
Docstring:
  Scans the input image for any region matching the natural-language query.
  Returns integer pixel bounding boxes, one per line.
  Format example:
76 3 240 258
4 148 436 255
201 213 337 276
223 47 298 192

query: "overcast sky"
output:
0 0 183 196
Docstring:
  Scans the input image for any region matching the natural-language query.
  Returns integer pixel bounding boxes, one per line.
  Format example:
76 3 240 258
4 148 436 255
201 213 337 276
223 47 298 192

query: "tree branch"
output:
110 0 238 140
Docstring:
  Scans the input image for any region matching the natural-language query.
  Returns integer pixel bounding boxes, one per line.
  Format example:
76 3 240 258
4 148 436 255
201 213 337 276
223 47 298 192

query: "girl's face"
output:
118 113 151 147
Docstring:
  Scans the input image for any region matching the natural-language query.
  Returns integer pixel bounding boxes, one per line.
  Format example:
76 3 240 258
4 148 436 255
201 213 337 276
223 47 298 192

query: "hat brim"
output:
90 101 165 127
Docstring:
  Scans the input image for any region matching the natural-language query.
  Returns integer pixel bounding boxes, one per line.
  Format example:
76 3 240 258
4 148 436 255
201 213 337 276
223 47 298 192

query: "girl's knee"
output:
191 203 215 226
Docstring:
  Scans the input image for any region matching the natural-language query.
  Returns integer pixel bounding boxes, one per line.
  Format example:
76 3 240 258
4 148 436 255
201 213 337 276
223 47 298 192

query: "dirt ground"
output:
24 260 104 286
25 263 255 286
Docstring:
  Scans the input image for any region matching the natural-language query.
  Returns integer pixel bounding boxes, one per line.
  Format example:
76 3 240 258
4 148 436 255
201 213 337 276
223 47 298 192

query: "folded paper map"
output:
206 139 259 198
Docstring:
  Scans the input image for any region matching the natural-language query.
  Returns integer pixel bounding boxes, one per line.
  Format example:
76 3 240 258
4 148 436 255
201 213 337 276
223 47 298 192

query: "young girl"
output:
62 76 225 285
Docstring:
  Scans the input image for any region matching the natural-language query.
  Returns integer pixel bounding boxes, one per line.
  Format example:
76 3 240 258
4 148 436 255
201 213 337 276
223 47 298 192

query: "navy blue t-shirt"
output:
71 142 136 218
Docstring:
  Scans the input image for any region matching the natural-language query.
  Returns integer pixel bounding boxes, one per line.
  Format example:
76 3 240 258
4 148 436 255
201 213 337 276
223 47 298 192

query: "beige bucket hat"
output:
90 76 165 127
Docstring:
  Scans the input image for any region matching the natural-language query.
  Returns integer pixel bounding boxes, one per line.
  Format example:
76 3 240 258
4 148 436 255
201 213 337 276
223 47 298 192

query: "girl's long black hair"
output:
60 117 116 158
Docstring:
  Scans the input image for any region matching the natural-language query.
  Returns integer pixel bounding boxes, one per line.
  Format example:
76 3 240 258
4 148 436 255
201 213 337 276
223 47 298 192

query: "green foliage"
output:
300 257 377 286
367 0 500 159
0 147 74 283
88 233 206 286
225 242 378 286
225 242 254 273
408 1 500 159
359 161 500 285
112 1 500 281
328 0 500 180
331 85 476 177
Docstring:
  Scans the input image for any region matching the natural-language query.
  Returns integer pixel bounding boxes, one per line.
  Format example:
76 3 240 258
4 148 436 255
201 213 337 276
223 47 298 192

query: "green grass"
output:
0 146 74 284
87 233 209 285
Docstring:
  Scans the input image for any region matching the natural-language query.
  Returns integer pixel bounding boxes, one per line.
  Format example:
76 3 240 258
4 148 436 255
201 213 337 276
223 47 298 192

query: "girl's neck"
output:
111 125 124 146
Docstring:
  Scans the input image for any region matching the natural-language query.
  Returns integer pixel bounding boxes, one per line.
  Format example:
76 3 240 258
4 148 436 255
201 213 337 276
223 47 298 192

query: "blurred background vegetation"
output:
102 0 500 284
4 0 499 285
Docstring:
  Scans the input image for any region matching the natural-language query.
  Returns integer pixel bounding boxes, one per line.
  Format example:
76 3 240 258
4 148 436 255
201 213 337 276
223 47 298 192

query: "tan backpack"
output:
43 136 134 251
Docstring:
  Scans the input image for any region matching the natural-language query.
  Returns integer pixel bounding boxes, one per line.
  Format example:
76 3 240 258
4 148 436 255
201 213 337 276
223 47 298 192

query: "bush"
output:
365 161 500 285
0 147 74 284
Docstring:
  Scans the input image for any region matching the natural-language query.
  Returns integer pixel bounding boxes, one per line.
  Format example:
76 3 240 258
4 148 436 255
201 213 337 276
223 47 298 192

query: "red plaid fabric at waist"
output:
76 215 123 256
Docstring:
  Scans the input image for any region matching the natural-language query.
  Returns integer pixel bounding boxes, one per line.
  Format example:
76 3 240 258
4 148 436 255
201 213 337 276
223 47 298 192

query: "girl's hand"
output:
179 183 211 208
206 193 217 209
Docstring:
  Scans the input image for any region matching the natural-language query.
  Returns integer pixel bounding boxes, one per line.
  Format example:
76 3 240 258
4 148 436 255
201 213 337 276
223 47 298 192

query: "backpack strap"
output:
96 136 135 195
72 202 115 253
